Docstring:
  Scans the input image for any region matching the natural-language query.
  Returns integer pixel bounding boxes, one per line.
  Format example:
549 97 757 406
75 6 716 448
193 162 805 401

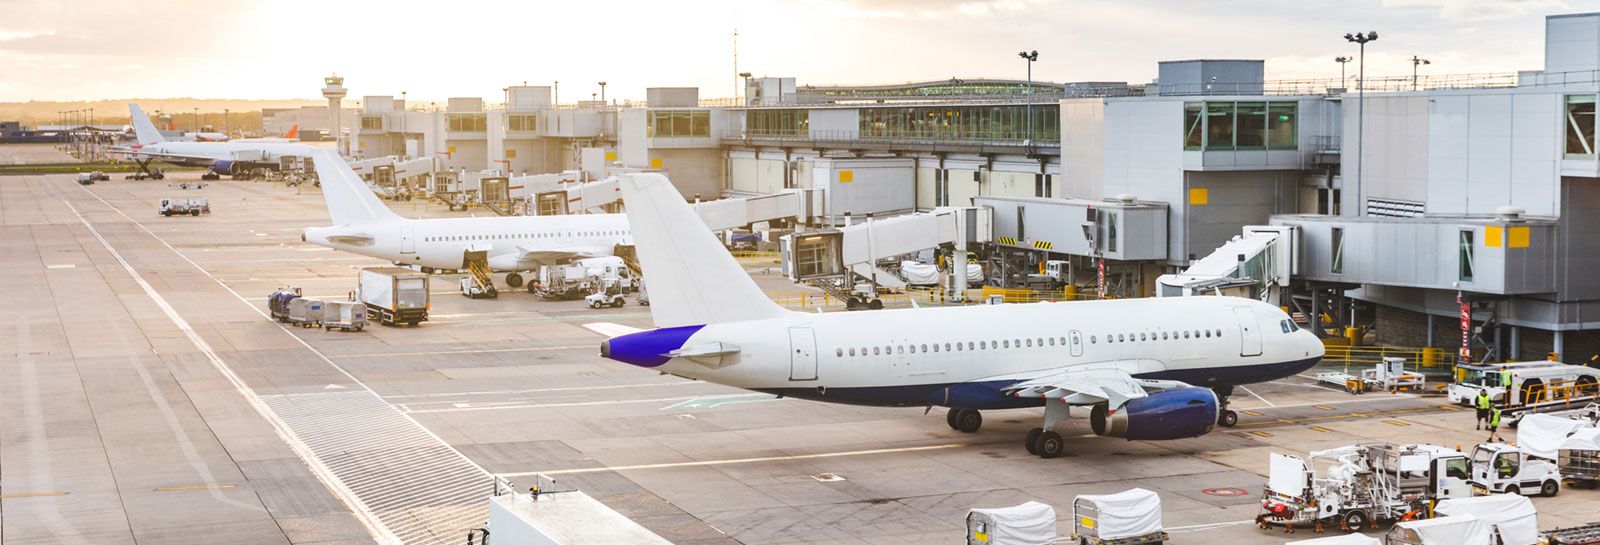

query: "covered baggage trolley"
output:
1288 534 1381 545
966 501 1055 545
1433 494 1538 545
1383 515 1492 545
1071 489 1165 545
322 300 367 331
267 287 301 322
1560 428 1600 487
287 298 324 327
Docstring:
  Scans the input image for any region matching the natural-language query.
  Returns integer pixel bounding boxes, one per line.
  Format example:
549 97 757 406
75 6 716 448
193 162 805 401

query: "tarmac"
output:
3 144 1597 545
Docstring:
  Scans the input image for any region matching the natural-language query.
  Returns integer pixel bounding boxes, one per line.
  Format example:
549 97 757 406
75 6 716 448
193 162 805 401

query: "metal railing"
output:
1320 345 1450 367
760 286 1101 310
730 129 1060 147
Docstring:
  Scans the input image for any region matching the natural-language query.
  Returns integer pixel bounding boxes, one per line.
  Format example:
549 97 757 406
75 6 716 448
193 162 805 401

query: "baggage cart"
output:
1546 522 1600 545
1559 428 1600 488
287 298 324 327
1071 489 1165 544
267 287 301 322
321 300 367 332
1383 515 1492 545
966 501 1055 545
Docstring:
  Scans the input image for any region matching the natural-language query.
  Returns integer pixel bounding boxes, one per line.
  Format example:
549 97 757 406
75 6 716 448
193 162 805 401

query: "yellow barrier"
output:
763 286 1102 309
1321 345 1454 367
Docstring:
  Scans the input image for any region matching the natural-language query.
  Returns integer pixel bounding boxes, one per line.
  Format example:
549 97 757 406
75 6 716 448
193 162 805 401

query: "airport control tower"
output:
322 74 346 155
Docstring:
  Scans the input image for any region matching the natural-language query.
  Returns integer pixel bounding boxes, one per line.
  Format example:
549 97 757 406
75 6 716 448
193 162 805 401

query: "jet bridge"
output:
779 207 992 299
1156 225 1299 305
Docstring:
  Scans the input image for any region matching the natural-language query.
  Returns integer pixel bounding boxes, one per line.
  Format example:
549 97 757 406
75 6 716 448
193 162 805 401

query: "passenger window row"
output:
836 336 1069 358
423 230 629 243
1090 329 1222 344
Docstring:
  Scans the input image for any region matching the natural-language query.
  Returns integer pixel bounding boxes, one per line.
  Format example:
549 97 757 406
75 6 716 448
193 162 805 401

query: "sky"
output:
0 0 1591 104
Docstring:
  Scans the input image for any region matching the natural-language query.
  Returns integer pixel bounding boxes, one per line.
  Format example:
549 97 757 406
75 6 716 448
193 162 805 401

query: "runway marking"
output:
661 394 780 410
382 380 702 399
501 443 971 477
334 345 590 358
155 484 237 492
399 392 784 414
1314 405 1335 411
1239 385 1276 407
0 491 69 499
1385 419 1412 426
1310 426 1333 433
74 183 491 545
1235 406 1457 429
1242 410 1263 416
1250 431 1273 437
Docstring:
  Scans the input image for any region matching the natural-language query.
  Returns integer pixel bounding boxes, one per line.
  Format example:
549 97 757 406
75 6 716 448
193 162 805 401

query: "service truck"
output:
533 257 632 300
1469 443 1562 497
1447 361 1600 406
158 197 210 216
358 267 429 326
1259 443 1471 532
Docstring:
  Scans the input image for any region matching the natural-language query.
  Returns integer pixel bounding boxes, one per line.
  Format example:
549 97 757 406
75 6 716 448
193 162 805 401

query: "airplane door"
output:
1069 330 1083 357
788 327 817 381
401 226 415 254
1233 307 1262 357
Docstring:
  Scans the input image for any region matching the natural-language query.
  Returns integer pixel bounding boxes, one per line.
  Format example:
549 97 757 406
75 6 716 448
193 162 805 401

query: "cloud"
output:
1380 0 1570 21
0 29 55 41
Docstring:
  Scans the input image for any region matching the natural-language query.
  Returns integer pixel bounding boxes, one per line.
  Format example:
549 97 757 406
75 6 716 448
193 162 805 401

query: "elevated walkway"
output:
780 207 991 297
1156 225 1298 305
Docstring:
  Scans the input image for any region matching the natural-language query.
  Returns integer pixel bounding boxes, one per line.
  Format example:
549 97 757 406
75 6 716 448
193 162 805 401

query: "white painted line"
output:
45 264 76 269
502 443 972 477
335 345 591 359
380 380 700 399
1238 385 1276 407
399 392 783 414
55 189 400 544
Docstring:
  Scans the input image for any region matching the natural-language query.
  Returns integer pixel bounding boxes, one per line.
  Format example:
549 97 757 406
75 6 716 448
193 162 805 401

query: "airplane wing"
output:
109 146 215 165
1000 367 1193 411
515 244 615 266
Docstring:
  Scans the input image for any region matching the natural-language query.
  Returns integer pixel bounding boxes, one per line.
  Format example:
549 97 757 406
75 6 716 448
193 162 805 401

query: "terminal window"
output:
448 114 487 132
1459 230 1475 282
360 116 383 130
650 110 711 137
1330 227 1344 274
509 114 537 132
1566 95 1596 158
1184 101 1298 151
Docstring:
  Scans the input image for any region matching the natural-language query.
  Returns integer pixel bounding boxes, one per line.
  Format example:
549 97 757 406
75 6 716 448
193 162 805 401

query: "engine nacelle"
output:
211 160 236 175
1090 387 1218 440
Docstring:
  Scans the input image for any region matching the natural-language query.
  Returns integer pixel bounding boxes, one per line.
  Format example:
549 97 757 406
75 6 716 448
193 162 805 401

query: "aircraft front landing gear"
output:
946 408 982 433
1214 385 1238 428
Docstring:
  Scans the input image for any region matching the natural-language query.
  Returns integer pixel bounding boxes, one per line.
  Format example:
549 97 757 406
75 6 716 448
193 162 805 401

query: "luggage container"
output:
966 501 1055 545
287 298 324 327
1070 489 1165 544
1558 428 1600 488
359 267 429 326
1433 494 1539 545
322 300 367 332
1383 515 1492 545
267 287 301 322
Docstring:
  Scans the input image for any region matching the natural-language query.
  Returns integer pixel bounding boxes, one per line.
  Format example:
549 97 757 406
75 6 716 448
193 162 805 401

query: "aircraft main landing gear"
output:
1022 400 1071 458
505 272 524 288
946 408 982 433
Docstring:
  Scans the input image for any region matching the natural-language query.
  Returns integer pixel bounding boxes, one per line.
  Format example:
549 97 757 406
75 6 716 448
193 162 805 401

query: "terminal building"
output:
278 11 1600 364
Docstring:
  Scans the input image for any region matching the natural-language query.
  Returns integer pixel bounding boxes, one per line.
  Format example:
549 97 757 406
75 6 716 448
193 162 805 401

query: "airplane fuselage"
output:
608 296 1324 409
130 141 316 167
304 214 631 271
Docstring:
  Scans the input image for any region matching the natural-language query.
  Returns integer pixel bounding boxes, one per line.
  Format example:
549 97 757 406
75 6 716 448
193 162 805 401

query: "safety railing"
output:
762 286 1101 309
1320 345 1451 367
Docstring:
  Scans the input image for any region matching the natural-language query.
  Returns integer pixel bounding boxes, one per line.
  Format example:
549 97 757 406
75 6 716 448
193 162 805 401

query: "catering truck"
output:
1259 443 1471 532
358 267 429 326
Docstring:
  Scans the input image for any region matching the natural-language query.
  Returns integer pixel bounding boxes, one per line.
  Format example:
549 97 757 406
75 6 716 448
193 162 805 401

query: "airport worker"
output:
1475 389 1492 430
1487 407 1503 442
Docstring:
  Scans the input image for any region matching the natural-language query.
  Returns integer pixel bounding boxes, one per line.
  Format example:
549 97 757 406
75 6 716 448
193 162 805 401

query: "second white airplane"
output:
597 173 1326 458
301 149 631 288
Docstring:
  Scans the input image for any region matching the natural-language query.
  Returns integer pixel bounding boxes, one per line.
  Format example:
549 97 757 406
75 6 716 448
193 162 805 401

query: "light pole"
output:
1335 56 1351 87
1345 31 1377 218
1411 55 1431 91
223 108 230 136
1017 50 1038 146
193 107 200 132
598 81 607 104
738 72 752 105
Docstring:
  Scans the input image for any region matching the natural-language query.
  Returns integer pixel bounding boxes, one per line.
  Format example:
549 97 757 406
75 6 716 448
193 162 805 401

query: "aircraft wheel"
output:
1219 410 1239 428
505 273 524 288
946 408 961 429
1035 431 1064 459
954 409 983 433
1024 428 1043 455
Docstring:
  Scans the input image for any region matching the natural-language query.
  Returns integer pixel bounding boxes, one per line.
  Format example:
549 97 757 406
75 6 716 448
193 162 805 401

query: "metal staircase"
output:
461 249 498 299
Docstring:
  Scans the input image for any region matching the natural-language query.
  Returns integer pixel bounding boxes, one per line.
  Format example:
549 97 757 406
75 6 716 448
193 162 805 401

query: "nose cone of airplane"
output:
601 325 704 368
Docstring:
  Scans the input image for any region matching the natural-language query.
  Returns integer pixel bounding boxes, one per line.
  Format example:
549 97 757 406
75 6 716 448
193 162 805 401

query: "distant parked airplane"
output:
117 104 315 180
594 173 1326 458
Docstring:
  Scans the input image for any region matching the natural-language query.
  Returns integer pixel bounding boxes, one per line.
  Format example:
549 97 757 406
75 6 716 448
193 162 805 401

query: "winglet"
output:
128 104 165 146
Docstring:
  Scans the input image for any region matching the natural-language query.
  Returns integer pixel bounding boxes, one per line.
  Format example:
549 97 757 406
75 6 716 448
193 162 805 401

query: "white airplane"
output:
119 104 315 180
595 174 1326 458
301 148 631 288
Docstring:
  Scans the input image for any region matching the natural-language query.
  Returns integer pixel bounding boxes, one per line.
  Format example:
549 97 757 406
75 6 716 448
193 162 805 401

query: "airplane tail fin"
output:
618 173 791 328
283 124 299 139
128 104 165 146
308 149 402 225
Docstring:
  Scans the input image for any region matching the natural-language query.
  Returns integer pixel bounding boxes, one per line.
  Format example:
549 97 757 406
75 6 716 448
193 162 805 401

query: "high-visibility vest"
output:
1501 370 1513 387
1476 393 1492 410
1490 409 1502 427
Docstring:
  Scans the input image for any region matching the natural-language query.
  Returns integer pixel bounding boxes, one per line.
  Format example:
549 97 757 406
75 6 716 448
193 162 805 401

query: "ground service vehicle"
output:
1470 443 1562 497
267 287 301 322
358 267 429 326
77 172 95 185
1448 361 1600 406
1261 444 1471 532
534 257 632 299
159 198 209 216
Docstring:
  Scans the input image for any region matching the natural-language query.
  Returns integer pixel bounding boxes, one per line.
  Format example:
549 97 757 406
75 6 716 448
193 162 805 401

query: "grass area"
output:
0 161 202 174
